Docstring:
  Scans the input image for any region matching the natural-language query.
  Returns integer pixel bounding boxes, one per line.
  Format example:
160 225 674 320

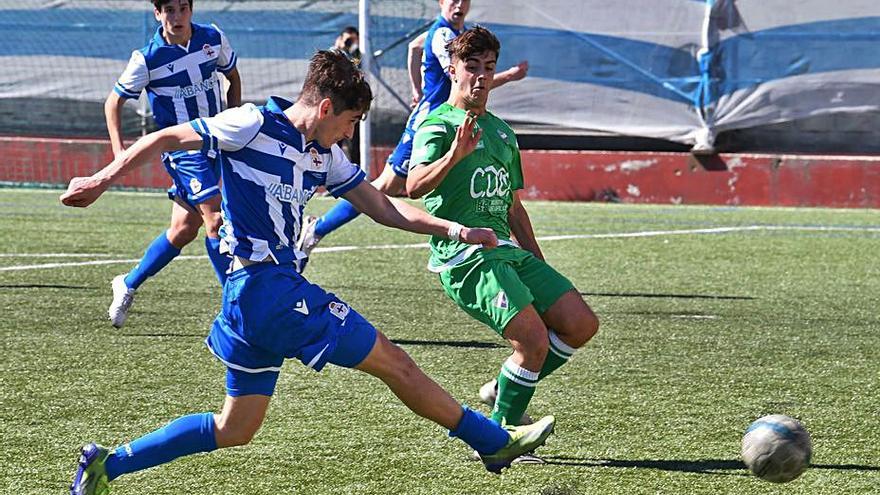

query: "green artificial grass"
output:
1 188 878 494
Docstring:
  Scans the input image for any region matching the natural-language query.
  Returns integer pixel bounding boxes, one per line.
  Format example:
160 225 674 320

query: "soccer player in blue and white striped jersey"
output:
62 50 556 494
104 0 241 328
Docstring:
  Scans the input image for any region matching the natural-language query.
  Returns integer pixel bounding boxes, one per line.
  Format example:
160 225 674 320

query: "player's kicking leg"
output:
353 330 556 473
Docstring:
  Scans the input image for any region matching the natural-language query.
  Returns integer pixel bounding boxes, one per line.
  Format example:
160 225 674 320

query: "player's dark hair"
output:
151 0 193 10
340 26 359 37
446 25 500 62
299 50 372 115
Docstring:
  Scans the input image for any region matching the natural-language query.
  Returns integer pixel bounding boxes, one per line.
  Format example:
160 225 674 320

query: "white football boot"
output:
108 274 136 328
295 215 323 273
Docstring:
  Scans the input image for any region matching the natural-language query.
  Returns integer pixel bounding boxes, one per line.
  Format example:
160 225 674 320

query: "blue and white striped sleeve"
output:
214 24 237 75
114 51 148 100
325 144 365 197
190 104 262 157
432 27 456 75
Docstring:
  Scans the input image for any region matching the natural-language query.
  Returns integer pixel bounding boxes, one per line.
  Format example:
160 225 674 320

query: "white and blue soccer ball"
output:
741 414 812 483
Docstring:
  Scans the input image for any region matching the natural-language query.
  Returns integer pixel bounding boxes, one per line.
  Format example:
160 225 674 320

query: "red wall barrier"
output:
2 136 878 208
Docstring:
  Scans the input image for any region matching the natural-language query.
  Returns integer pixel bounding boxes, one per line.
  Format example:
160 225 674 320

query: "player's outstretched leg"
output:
109 231 180 328
70 443 110 495
353 331 555 473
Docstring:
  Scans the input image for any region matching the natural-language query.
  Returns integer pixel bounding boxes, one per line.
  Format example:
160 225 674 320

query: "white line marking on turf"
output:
2 225 878 272
0 255 206 272
0 253 118 258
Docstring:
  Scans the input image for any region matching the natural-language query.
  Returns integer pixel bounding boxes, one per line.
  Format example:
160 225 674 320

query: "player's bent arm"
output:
60 124 203 208
508 191 544 260
224 67 242 108
408 115 481 198
104 92 128 158
342 181 498 248
406 149 460 199
408 32 427 105
492 60 529 89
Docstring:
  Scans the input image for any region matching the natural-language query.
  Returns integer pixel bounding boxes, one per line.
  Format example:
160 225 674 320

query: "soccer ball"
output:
741 414 812 483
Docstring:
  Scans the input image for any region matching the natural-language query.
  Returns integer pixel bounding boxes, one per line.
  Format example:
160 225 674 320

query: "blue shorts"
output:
206 262 378 397
386 127 416 178
163 150 221 209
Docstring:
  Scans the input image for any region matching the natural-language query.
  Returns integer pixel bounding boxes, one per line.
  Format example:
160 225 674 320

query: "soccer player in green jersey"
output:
407 26 600 433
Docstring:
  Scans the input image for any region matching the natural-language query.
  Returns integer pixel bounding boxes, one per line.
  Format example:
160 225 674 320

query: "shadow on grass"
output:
541 456 747 475
391 338 504 349
582 291 755 301
542 456 880 474
0 283 91 289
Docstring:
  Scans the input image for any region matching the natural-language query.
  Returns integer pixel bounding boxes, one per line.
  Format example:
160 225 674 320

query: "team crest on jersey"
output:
328 301 350 320
202 44 215 57
309 148 323 169
189 178 202 193
493 290 509 309
497 129 508 140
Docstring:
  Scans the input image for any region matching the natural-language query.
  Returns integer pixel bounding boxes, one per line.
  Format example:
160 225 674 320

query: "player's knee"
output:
559 309 599 349
202 212 223 237
509 327 550 365
385 345 420 385
168 221 200 246
214 417 261 447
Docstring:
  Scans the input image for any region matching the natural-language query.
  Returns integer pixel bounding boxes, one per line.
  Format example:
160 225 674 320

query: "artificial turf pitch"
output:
1 188 878 494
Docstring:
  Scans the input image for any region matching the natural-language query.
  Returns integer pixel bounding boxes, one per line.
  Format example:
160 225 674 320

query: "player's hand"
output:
410 89 422 109
60 175 109 208
451 112 482 163
460 227 498 249
508 60 529 81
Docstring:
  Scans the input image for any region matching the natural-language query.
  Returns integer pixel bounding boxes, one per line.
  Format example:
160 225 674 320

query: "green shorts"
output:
438 246 575 336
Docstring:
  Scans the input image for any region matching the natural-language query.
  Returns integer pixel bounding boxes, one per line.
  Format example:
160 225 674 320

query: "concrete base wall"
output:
2 136 878 208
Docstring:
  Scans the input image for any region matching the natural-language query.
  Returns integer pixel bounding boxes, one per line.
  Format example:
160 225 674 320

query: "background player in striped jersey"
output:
407 27 600 441
62 50 555 495
104 0 242 328
297 0 529 271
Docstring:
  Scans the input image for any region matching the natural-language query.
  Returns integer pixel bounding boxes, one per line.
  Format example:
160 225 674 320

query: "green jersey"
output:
411 103 523 269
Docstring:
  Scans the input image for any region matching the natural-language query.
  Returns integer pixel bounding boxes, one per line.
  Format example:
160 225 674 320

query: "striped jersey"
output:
406 16 463 131
114 23 237 129
191 97 365 265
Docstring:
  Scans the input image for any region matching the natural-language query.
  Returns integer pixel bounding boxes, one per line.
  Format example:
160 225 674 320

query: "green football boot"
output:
70 443 110 495
479 415 555 473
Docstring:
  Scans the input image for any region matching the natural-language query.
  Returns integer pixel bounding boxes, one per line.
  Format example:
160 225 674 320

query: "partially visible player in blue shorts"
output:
62 50 556 494
297 0 529 271
104 0 242 328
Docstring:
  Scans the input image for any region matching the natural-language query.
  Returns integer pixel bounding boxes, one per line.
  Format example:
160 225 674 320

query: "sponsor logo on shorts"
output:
328 301 350 320
294 298 309 315
189 178 202 193
493 290 509 309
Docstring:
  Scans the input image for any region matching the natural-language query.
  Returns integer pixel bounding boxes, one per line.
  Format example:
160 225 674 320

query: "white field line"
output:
1 225 878 272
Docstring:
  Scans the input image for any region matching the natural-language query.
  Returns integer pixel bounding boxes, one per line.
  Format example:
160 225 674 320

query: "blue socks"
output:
315 200 360 237
448 407 509 455
105 413 217 481
124 231 181 290
205 236 229 285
